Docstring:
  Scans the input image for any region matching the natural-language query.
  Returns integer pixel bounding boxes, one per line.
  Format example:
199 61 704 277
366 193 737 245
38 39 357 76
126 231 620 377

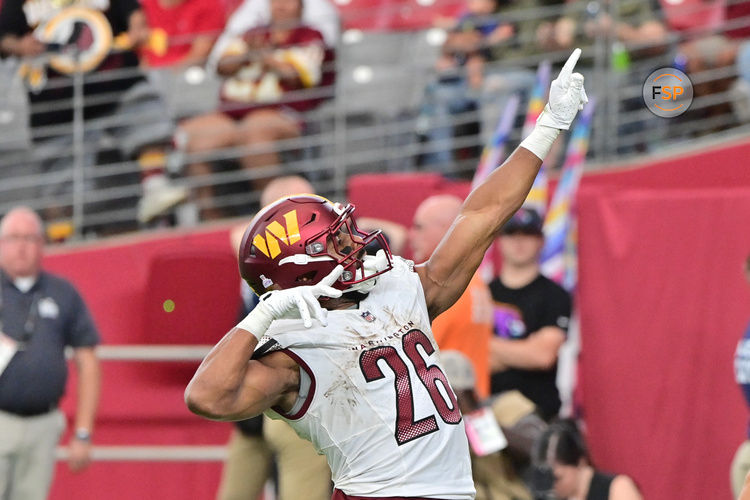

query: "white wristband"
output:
235 306 274 340
519 124 560 161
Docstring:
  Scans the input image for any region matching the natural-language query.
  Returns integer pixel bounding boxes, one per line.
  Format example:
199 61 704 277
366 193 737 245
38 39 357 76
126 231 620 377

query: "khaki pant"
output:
217 415 331 500
216 429 273 500
0 409 66 500
472 453 532 500
732 440 750 498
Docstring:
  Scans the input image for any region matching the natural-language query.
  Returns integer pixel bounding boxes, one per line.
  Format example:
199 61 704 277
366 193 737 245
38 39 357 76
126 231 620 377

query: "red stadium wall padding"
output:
44 225 239 500
578 186 750 500
51 463 223 500
44 226 241 347
574 138 750 500
348 172 471 228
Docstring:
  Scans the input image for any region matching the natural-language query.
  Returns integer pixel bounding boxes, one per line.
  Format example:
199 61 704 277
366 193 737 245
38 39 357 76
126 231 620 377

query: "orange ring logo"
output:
642 68 693 118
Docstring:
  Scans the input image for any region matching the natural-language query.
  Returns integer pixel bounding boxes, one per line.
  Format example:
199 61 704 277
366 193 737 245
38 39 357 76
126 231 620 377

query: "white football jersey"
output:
259 257 475 499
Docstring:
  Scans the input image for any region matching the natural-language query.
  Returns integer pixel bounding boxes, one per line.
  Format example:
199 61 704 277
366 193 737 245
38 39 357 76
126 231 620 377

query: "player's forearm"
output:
74 348 100 433
420 147 545 319
463 146 543 236
185 328 258 418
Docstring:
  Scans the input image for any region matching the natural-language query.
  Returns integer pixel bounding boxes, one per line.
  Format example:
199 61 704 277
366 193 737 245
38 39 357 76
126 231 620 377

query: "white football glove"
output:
236 265 344 337
520 48 588 160
347 249 391 294
538 48 588 130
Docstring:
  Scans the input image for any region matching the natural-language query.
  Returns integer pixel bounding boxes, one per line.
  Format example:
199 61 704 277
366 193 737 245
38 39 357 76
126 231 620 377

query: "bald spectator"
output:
410 194 494 398
0 207 101 500
260 175 314 208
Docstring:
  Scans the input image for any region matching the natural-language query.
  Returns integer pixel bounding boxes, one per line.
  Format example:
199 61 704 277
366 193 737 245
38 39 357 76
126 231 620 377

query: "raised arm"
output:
416 49 587 320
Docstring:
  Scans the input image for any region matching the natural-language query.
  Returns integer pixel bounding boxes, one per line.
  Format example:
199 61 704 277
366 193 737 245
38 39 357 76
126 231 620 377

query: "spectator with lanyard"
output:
0 207 100 500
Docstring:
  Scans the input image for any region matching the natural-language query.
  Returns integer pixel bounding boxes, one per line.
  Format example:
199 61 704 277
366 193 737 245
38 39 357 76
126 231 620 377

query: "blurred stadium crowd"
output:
0 0 750 239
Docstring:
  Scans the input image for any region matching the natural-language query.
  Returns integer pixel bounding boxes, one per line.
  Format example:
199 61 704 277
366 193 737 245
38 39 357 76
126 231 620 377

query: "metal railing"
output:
56 344 220 463
1 0 749 240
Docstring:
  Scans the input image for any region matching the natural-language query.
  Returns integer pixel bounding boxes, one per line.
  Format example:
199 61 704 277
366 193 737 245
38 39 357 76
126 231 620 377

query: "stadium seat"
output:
339 31 413 66
337 62 420 116
146 67 221 120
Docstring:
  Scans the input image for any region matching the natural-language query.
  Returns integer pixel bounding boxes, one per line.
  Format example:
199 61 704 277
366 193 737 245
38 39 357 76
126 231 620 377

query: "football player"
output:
185 48 588 500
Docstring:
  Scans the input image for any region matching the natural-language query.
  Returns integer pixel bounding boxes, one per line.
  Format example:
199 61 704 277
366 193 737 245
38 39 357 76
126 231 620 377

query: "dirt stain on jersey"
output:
323 373 360 414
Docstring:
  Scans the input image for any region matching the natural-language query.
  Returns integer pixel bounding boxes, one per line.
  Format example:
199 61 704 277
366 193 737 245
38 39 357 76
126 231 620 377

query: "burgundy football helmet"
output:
239 195 393 296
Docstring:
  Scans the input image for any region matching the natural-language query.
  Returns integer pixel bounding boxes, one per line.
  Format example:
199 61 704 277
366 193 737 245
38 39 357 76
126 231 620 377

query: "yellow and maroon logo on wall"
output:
38 6 113 74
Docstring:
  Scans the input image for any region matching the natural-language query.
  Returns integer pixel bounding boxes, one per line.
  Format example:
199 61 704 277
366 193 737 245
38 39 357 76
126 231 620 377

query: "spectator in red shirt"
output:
140 0 226 68
177 0 333 220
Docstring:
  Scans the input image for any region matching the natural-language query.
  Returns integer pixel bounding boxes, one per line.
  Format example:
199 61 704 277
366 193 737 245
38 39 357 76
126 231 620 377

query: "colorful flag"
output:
472 93 521 282
521 61 552 217
562 216 578 292
471 93 521 189
540 96 597 290
522 61 551 137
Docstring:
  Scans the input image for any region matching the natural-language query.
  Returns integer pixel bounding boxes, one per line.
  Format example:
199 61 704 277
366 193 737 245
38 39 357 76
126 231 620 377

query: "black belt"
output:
0 404 56 417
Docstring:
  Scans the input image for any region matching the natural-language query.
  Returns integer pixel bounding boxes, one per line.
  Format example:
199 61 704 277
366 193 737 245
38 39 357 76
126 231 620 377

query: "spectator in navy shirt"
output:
0 207 101 500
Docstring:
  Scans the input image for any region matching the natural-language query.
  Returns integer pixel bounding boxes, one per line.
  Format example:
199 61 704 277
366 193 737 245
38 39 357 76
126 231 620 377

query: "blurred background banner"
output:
541 95 597 290
521 60 551 218
576 138 750 500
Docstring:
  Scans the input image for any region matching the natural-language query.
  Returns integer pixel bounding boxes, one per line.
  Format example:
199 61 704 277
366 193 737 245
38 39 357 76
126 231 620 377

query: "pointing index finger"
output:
558 48 581 83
